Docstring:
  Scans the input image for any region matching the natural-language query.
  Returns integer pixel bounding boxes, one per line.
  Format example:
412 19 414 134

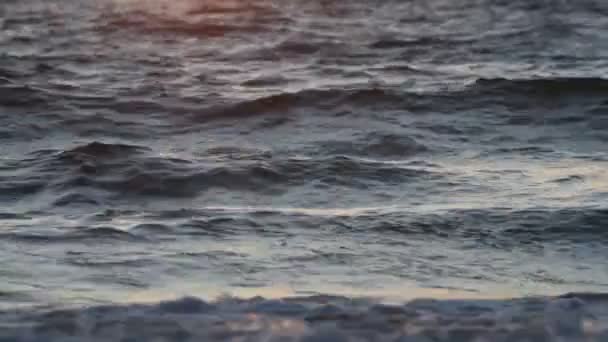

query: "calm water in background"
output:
1 0 608 340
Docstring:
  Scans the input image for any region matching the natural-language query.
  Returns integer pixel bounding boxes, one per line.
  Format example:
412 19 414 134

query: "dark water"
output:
2 0 608 340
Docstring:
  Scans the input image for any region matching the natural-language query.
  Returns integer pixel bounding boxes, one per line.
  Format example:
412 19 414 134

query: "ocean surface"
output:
2 0 608 340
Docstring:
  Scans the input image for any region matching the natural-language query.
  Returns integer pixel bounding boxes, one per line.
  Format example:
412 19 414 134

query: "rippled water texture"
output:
1 0 608 340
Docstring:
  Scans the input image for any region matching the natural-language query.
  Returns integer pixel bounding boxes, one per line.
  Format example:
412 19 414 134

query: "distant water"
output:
2 0 608 340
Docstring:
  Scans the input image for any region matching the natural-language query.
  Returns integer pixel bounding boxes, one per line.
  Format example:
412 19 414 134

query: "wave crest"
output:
1 293 606 341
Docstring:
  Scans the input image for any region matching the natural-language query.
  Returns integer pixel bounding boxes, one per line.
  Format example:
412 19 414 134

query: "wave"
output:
432 77 608 120
0 293 606 341
150 205 608 245
34 204 604 245
191 88 406 123
364 207 608 246
84 155 433 196
369 36 466 50
0 142 438 203
0 83 51 108
60 141 148 159
4 76 606 135
319 133 429 158
187 77 608 124
471 77 608 97
0 226 140 244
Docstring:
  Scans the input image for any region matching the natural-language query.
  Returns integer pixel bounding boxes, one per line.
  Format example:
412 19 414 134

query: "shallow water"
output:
1 0 608 340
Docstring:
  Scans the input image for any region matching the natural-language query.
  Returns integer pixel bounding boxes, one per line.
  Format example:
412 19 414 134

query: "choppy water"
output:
2 0 608 340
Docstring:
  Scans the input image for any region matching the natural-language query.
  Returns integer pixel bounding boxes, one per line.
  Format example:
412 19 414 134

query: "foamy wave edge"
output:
2 292 608 341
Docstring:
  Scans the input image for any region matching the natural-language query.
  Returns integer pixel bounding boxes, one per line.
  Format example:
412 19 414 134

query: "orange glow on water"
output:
106 0 278 37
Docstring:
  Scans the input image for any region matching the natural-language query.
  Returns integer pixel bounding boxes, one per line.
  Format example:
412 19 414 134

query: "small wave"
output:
484 146 554 155
0 212 30 220
90 155 433 197
0 84 50 107
471 77 608 97
0 226 139 244
1 293 606 341
0 136 436 214
176 217 262 237
128 223 174 235
372 207 608 246
274 40 323 55
320 133 429 158
42 142 150 177
192 78 608 124
7 145 438 202
203 146 272 160
501 208 608 241
369 36 464 50
241 75 290 87
52 192 101 207
192 88 406 123
60 141 148 159
107 205 608 245
283 249 358 266
66 255 155 268
435 77 608 122
0 180 46 200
